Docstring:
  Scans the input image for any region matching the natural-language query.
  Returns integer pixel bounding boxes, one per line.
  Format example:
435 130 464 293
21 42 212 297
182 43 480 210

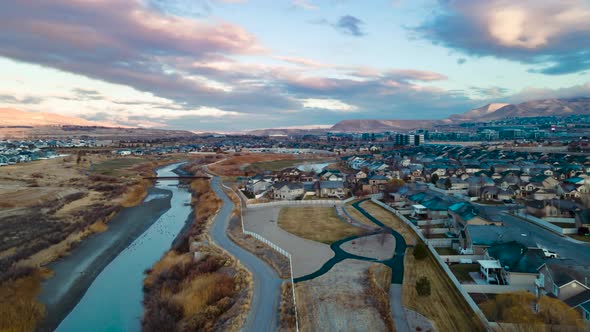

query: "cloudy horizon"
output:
0 0 589 130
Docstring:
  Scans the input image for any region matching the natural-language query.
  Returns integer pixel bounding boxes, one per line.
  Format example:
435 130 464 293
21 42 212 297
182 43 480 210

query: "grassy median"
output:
278 207 364 244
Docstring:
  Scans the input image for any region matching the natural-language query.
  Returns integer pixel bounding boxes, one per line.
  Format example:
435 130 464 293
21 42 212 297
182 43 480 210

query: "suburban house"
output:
536 261 590 323
315 181 347 198
480 241 546 287
272 182 304 200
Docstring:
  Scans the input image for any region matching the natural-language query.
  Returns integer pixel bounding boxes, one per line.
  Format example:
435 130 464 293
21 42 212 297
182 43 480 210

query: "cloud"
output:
292 0 318 10
457 58 467 65
302 98 358 112
414 0 590 74
335 15 366 37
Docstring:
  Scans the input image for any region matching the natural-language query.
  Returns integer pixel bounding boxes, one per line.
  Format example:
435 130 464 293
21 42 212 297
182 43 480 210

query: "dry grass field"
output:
278 207 365 244
403 253 485 332
208 153 295 176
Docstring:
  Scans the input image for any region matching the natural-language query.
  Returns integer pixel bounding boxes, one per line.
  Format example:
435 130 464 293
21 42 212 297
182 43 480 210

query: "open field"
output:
208 153 326 176
89 157 148 176
296 260 390 331
244 158 323 172
278 207 365 244
403 251 485 332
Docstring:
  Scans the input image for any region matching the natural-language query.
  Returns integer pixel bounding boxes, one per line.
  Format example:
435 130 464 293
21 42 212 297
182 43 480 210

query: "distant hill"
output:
0 108 124 128
470 97 590 122
0 108 198 140
328 97 590 132
329 119 436 132
447 103 509 122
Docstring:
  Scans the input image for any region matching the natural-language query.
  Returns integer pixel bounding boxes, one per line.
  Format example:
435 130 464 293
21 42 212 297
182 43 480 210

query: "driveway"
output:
209 176 282 332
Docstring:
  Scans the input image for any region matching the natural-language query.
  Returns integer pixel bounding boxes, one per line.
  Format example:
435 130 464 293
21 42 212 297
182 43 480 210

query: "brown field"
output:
402 252 485 332
278 207 365 244
208 153 325 176
0 267 52 332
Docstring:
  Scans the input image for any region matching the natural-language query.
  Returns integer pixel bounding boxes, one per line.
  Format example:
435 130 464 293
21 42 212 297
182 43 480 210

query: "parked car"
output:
542 248 558 258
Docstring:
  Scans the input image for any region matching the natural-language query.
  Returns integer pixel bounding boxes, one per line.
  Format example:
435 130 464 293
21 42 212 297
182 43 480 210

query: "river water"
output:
56 163 193 332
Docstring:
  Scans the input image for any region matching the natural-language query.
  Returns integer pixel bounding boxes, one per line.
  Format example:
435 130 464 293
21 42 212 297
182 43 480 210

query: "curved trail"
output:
208 175 282 332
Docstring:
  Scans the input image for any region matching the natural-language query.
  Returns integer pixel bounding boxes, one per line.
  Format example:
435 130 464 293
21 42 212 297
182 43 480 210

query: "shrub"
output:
416 276 431 296
413 243 428 260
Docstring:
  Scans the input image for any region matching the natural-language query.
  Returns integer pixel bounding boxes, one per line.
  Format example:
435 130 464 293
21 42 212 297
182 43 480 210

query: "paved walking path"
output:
209 176 282 332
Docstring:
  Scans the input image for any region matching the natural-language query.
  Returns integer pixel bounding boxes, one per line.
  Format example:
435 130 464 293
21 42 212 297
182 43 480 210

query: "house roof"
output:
486 241 545 274
319 181 344 189
543 261 590 287
564 289 590 308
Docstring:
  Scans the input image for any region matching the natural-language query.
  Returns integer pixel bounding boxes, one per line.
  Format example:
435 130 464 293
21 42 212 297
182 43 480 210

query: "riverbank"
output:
37 187 173 331
142 174 252 331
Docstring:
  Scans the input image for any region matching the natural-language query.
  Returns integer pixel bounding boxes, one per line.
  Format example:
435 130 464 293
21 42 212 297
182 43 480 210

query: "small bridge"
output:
143 175 211 180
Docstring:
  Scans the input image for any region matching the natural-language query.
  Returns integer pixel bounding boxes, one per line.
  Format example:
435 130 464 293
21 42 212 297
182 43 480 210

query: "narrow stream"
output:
55 162 193 332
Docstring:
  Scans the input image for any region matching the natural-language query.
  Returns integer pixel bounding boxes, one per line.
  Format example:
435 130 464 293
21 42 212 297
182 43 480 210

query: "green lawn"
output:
450 264 480 282
90 158 147 176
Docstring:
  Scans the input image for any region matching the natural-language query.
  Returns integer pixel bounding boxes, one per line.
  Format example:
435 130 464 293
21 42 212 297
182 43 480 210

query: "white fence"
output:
246 198 352 209
440 255 484 263
511 212 578 235
543 217 576 224
462 284 532 294
224 184 300 332
371 198 492 330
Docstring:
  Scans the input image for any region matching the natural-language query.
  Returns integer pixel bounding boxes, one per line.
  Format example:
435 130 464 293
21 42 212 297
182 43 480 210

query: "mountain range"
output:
1 97 589 135
0 108 123 128
328 97 590 132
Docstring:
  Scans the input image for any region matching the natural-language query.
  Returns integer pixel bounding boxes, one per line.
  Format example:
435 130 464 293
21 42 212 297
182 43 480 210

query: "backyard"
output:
450 264 479 283
278 207 365 244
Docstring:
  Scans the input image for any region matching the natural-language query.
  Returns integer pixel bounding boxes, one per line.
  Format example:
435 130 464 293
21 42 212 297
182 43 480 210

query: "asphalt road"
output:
475 204 590 264
500 212 590 264
209 175 282 332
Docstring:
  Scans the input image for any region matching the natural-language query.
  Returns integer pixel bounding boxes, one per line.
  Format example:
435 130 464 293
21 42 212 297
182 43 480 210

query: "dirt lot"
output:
341 233 395 260
208 153 325 176
296 260 391 331
278 207 365 244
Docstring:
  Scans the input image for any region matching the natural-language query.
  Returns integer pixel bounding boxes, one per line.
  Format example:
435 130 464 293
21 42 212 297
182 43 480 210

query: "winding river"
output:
40 163 193 332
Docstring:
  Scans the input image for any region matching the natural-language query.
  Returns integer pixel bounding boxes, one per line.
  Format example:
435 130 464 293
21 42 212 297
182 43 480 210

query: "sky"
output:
0 0 589 131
